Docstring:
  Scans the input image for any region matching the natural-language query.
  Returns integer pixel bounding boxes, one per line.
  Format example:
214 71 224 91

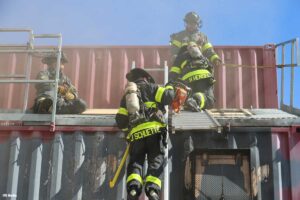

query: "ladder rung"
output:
0 80 56 83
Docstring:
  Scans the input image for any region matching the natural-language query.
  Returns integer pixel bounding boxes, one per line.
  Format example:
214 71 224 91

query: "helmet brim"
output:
41 52 68 64
126 68 155 83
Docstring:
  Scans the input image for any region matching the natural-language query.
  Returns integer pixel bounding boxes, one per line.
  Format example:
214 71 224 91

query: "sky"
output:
0 0 299 108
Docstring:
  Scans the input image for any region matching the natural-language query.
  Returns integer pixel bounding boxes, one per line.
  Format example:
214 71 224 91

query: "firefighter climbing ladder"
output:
0 28 63 131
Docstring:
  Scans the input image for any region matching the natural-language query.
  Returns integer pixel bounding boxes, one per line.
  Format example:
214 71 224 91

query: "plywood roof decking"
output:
82 109 118 115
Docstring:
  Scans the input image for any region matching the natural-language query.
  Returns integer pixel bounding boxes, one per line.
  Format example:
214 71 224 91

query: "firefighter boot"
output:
148 190 160 200
37 98 53 113
127 185 141 200
127 189 138 200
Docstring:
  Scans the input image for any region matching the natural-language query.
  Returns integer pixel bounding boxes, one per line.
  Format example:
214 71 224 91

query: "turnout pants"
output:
126 133 165 200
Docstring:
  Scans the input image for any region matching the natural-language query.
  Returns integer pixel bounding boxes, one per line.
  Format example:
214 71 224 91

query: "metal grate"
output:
171 110 221 132
193 152 251 200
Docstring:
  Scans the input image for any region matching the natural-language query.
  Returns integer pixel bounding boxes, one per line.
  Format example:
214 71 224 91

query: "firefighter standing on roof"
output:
170 11 221 68
115 68 176 200
32 52 87 114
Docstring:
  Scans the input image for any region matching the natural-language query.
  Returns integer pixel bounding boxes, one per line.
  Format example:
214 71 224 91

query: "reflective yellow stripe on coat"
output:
181 69 212 82
117 107 128 116
126 121 165 142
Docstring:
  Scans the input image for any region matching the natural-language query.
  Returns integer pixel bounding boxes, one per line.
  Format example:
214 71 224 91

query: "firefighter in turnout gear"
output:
32 52 87 114
169 41 216 111
115 68 176 200
170 11 221 67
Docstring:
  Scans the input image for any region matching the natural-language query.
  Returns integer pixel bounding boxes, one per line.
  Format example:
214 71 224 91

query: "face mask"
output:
185 22 199 33
187 45 202 58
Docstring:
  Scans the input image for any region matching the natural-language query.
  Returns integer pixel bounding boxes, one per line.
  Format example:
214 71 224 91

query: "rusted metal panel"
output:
0 45 277 110
0 117 298 199
272 127 300 200
0 131 126 200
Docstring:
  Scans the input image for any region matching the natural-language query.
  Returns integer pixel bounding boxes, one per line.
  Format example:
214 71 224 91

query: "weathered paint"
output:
0 45 277 110
0 130 126 200
0 124 299 199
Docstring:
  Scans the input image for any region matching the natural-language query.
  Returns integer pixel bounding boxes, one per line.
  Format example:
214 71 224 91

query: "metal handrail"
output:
0 80 56 83
0 74 26 78
130 60 170 200
0 49 59 53
0 28 63 131
275 38 300 116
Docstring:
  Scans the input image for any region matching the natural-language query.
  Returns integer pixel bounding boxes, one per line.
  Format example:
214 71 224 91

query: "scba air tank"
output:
125 82 140 114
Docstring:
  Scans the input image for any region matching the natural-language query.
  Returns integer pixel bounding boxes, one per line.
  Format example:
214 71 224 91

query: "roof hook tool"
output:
109 144 130 188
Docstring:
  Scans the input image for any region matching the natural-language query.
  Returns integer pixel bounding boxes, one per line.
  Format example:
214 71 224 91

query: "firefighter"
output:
32 52 87 114
170 11 221 68
169 41 216 112
115 68 176 200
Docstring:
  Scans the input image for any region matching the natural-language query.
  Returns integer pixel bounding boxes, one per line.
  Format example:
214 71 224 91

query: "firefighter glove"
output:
58 85 67 95
65 92 75 100
213 58 222 68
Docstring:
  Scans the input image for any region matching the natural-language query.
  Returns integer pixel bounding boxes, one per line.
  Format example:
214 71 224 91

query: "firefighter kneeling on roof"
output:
169 41 220 112
115 68 184 200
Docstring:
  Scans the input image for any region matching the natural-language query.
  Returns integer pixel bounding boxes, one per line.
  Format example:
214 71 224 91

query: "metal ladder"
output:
276 38 300 116
0 28 63 131
126 61 170 200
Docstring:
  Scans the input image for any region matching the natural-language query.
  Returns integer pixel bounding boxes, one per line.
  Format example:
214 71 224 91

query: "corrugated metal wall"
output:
0 45 277 110
272 128 300 200
0 131 127 200
0 127 299 199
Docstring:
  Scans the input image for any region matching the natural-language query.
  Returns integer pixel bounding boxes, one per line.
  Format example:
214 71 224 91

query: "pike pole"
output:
109 144 130 188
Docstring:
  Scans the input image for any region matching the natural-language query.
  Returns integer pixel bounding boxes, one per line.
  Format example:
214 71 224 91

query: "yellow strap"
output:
171 40 182 48
117 107 128 116
182 42 188 47
202 43 213 52
170 66 181 74
181 69 211 81
195 92 205 109
127 173 143 184
180 60 188 69
155 86 165 103
122 128 129 132
210 54 220 63
146 175 161 188
145 101 157 108
165 85 174 90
